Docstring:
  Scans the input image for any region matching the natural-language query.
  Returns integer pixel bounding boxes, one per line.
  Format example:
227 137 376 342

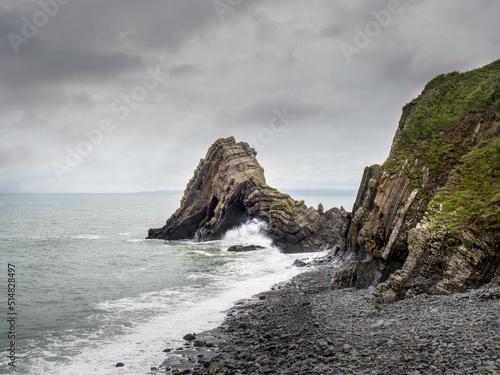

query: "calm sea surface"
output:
0 192 354 374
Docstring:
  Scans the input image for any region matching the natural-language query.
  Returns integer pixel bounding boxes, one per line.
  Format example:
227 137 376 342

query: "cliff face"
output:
147 137 350 252
333 60 500 300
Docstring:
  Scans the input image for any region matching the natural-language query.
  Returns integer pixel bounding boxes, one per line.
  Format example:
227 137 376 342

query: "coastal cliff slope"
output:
147 137 349 252
333 60 500 301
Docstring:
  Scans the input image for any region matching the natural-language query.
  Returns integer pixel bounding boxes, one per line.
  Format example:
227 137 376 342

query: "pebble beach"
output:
156 260 500 375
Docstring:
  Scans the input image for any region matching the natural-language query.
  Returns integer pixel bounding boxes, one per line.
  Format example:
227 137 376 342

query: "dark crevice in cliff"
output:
205 196 219 225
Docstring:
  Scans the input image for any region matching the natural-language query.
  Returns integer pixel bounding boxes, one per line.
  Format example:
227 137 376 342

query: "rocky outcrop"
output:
268 197 350 253
373 213 500 303
333 109 500 299
332 167 427 289
332 61 500 300
372 111 500 302
227 245 265 252
147 137 271 241
147 137 350 252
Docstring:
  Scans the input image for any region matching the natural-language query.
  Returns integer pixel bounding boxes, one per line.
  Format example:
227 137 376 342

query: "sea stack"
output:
147 136 350 252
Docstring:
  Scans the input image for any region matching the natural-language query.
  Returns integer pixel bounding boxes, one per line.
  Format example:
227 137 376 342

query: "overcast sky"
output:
1 0 499 193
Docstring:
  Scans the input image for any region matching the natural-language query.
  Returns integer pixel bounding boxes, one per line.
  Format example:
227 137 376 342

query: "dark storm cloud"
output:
0 1 215 102
3 0 218 52
1 46 144 88
1 0 500 193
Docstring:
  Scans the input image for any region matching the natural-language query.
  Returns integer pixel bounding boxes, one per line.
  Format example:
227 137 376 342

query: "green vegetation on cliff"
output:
383 60 500 233
385 59 500 179
432 134 500 232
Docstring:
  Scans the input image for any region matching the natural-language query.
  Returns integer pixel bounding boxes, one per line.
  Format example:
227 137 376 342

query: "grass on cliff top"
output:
428 133 500 232
270 197 306 214
383 60 500 236
384 59 500 178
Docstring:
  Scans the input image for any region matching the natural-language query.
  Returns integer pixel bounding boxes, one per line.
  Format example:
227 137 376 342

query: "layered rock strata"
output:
333 61 500 300
147 137 349 253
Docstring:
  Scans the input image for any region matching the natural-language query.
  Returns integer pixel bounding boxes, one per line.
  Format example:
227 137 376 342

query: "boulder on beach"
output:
293 259 308 268
183 333 196 341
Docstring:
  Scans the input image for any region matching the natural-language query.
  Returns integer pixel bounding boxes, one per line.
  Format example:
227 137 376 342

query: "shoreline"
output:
153 261 500 375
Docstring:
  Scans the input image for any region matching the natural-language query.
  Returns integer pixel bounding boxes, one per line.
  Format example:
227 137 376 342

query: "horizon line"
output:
0 187 359 194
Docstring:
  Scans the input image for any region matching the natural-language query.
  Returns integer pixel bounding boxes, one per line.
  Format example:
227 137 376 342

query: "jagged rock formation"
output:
333 60 500 301
268 197 350 252
147 137 350 252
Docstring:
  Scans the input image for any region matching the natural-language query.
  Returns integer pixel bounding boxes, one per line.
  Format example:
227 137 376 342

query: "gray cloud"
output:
1 0 499 193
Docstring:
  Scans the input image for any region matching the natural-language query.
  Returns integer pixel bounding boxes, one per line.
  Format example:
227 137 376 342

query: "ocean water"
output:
0 192 355 375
